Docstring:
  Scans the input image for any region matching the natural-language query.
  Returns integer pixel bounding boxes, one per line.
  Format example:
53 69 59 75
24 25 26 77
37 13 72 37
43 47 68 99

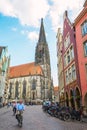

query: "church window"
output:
15 81 19 99
22 80 26 98
9 82 12 98
32 79 36 90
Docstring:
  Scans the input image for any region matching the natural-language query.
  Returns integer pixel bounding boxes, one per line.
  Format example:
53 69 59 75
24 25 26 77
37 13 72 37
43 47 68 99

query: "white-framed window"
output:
67 51 70 64
65 71 68 85
81 20 87 36
85 64 87 80
70 46 74 60
72 64 76 80
68 68 71 82
64 55 66 67
64 34 70 49
83 41 87 56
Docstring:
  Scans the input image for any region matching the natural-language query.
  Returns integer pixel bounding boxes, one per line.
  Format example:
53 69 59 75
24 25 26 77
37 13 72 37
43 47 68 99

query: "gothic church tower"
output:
35 18 52 100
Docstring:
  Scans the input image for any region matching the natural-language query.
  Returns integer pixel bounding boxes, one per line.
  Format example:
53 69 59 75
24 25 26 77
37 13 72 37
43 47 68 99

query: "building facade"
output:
0 46 10 104
35 18 52 101
57 11 81 109
74 0 87 114
53 86 59 102
56 28 64 105
8 19 53 104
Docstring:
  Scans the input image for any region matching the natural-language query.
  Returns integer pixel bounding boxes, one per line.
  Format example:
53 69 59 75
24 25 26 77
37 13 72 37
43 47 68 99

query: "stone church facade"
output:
8 19 52 104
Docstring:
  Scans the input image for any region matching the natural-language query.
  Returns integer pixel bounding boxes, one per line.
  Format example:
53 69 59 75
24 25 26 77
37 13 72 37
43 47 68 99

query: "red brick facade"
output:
74 1 87 109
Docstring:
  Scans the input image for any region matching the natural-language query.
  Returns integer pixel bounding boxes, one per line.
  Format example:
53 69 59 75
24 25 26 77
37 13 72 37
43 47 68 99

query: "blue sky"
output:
0 0 84 86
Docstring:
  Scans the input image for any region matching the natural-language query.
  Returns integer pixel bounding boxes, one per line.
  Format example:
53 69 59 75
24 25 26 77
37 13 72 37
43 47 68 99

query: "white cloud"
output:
28 31 39 41
21 30 25 35
0 0 16 17
0 0 50 27
0 0 84 32
49 0 84 32
11 27 17 31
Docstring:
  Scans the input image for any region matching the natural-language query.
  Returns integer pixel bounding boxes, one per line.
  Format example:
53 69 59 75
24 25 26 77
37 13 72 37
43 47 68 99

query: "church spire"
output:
38 18 47 43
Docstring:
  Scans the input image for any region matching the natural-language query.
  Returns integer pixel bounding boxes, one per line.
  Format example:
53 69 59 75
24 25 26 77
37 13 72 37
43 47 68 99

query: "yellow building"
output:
56 28 64 105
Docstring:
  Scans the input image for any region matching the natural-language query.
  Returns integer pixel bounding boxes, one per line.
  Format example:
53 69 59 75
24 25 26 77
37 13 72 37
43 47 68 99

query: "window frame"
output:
81 20 87 36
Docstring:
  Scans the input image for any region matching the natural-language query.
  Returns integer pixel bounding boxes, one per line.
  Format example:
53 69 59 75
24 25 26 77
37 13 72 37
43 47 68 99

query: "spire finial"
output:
38 18 46 43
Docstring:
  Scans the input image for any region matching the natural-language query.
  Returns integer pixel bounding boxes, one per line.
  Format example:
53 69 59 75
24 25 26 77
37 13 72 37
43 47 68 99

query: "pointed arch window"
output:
9 82 12 99
32 79 36 90
15 81 19 98
22 80 26 98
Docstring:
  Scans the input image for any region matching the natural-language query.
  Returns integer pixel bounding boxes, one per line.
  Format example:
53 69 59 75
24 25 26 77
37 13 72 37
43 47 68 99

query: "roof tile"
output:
9 62 43 78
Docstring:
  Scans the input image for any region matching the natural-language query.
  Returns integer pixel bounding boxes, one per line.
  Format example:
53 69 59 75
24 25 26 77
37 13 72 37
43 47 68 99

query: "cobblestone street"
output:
0 105 87 130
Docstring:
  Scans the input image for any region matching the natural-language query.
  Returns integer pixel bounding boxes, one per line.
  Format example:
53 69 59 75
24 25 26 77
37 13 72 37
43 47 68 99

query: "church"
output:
8 19 53 104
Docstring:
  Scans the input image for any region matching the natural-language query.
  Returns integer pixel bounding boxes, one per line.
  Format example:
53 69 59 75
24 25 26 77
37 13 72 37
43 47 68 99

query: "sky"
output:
0 0 84 86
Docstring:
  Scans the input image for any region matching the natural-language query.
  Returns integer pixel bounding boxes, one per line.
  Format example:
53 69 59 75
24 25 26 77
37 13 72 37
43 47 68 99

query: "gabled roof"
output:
63 10 73 38
9 62 44 78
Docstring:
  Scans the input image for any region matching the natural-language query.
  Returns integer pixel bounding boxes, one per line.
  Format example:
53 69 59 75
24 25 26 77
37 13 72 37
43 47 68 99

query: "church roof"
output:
38 18 47 43
9 62 43 78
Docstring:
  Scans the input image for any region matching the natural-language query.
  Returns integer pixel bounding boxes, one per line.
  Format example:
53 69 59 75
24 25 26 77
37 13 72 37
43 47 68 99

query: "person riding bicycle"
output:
16 100 25 125
16 100 25 111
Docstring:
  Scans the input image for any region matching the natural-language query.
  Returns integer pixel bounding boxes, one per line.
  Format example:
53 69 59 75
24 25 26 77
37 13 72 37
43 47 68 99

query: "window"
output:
72 64 76 80
84 41 87 56
15 81 19 98
9 83 12 94
32 79 36 90
65 71 68 85
64 55 66 66
22 80 26 98
68 68 71 82
64 35 70 49
85 64 87 80
81 20 87 36
70 46 74 60
67 51 70 64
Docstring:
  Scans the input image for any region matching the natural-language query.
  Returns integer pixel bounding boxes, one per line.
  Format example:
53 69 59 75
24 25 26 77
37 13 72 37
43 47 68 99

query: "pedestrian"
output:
79 106 84 122
12 101 17 116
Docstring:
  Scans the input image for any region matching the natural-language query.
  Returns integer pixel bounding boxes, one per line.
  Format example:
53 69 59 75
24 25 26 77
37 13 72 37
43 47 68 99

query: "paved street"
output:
0 105 87 130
